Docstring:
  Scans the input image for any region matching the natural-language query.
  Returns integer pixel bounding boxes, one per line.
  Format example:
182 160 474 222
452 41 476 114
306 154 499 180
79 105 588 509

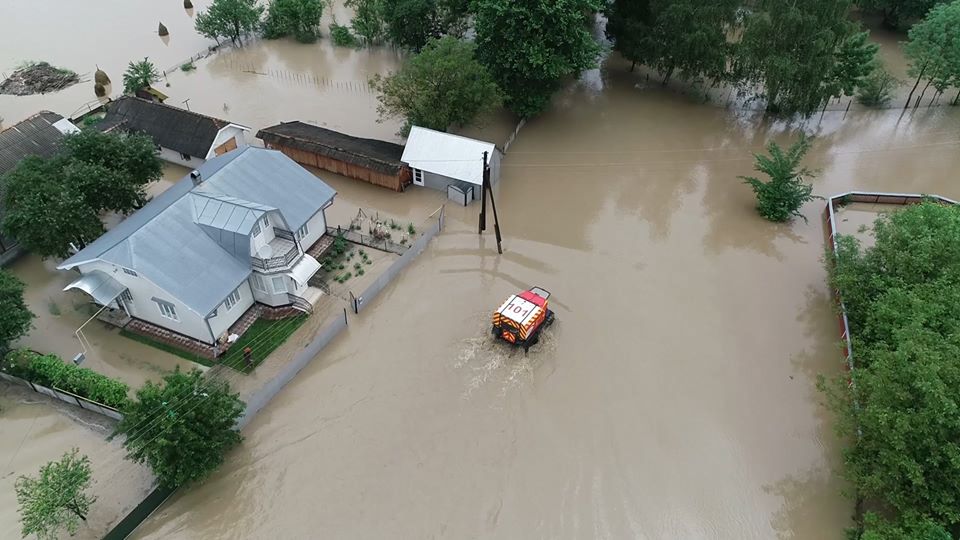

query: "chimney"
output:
190 170 201 185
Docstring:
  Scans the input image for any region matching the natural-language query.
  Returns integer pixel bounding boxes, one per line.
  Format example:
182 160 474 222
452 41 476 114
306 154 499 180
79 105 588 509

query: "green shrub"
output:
740 135 819 222
180 62 196 72
857 61 900 107
330 23 357 47
407 223 415 234
357 268 365 276
1 350 130 409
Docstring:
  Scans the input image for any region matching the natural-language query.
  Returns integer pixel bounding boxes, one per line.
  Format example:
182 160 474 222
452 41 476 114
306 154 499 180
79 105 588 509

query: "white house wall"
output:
75 261 214 343
158 146 205 167
206 280 254 341
297 209 327 251
205 126 250 159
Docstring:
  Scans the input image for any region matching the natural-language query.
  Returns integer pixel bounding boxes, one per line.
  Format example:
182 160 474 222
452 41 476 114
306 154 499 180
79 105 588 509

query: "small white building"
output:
401 126 502 205
99 96 250 167
58 147 336 346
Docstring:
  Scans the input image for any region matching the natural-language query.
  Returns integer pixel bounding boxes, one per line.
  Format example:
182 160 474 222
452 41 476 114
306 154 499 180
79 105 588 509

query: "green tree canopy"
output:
860 511 952 540
346 0 387 44
381 0 439 51
822 203 960 534
0 270 33 353
15 448 96 540
113 368 244 487
370 36 502 135
1 129 162 258
646 0 739 84
739 136 818 222
474 0 602 118
604 0 654 72
196 0 264 45
735 0 877 115
263 0 323 42
122 58 159 94
903 1 960 108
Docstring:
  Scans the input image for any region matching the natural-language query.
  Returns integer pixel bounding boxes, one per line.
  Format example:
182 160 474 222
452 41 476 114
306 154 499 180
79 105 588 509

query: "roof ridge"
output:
410 125 496 147
114 96 245 129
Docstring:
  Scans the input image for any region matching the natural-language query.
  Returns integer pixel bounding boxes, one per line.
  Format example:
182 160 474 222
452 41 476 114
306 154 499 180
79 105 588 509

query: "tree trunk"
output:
928 90 940 107
630 60 636 72
662 67 674 85
233 20 241 46
67 503 87 521
953 88 959 106
914 78 933 109
904 64 926 109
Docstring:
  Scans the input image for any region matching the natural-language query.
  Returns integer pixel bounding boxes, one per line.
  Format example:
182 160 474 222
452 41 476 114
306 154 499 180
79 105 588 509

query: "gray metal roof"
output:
63 270 126 305
59 147 336 316
0 111 68 175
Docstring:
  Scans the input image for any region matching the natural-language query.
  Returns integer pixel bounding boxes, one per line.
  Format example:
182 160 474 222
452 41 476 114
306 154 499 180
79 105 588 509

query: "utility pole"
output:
477 151 503 254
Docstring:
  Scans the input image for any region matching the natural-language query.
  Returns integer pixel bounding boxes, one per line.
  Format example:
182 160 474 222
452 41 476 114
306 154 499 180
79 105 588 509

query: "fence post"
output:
343 308 348 325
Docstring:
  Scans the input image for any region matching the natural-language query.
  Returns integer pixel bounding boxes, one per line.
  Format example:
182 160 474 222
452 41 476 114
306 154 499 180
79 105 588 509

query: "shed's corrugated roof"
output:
100 96 246 159
59 147 336 316
401 126 496 186
0 111 68 175
257 121 405 175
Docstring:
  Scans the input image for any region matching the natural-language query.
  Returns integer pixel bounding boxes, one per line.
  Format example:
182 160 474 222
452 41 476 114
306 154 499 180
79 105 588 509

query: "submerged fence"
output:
0 372 122 420
351 206 444 314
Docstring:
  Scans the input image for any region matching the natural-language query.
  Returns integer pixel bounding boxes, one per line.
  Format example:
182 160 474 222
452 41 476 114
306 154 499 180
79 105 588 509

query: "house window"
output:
262 216 269 227
296 223 309 240
122 268 138 277
120 289 133 302
271 276 286 293
252 221 262 237
224 287 242 311
180 152 192 161
252 274 266 292
413 168 424 185
154 299 178 321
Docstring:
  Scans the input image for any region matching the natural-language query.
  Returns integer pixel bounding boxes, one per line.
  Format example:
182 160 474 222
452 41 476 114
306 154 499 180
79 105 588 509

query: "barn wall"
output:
264 142 404 192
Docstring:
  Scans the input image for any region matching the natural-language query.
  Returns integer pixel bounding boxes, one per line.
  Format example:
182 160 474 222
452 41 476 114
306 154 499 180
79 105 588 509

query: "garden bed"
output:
218 315 309 373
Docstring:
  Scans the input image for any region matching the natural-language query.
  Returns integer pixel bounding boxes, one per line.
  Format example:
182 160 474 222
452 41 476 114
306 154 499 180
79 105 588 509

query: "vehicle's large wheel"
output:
491 326 499 337
544 310 555 326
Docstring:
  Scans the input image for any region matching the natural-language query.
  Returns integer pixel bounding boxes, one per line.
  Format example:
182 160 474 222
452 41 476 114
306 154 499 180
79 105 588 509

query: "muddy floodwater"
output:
128 58 960 539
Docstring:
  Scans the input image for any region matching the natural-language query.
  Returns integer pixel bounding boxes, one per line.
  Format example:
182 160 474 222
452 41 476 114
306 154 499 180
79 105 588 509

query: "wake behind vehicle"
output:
491 287 555 352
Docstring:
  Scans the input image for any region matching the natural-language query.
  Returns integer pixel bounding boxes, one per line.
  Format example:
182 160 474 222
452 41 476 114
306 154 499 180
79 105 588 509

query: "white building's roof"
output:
401 126 496 186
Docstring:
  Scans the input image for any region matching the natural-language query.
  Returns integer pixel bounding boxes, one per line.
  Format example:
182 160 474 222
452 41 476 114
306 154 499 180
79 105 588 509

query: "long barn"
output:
257 122 411 192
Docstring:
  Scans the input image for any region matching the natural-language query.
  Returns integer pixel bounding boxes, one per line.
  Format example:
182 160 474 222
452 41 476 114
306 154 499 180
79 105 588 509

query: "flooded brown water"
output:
0 382 153 539
131 58 960 539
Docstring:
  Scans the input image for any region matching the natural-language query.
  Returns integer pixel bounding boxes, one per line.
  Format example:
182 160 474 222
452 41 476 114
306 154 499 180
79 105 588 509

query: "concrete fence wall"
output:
0 372 123 420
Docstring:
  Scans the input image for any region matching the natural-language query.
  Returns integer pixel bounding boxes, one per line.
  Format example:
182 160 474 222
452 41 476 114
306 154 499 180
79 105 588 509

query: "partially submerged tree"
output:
856 0 946 29
0 270 34 353
381 0 439 51
1 129 161 258
113 368 244 487
262 0 323 42
604 0 653 72
903 1 960 108
739 136 818 222
196 0 264 46
15 448 96 540
474 0 602 118
735 0 877 115
346 0 387 44
122 57 160 94
856 60 902 106
370 37 501 135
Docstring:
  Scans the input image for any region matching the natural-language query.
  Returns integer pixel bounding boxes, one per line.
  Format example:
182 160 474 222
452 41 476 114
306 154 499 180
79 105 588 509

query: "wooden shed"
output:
257 122 411 192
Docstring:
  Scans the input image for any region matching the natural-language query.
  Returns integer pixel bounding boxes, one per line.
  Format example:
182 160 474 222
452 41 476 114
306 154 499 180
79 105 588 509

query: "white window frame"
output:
120 289 133 302
180 152 192 161
155 299 178 321
252 274 266 292
297 223 309 240
413 168 424 186
262 216 269 227
271 276 286 293
252 221 262 237
122 267 138 277
224 287 242 311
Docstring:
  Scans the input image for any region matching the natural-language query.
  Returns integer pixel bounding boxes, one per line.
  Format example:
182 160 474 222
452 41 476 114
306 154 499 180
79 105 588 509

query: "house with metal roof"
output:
0 111 79 265
99 96 250 167
400 126 501 205
58 147 336 348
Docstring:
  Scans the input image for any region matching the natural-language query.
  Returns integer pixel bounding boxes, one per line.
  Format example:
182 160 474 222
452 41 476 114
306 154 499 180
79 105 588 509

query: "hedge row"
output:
2 349 131 409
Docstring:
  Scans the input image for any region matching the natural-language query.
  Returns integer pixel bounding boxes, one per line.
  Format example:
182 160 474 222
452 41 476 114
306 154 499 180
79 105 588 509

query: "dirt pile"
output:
0 62 79 95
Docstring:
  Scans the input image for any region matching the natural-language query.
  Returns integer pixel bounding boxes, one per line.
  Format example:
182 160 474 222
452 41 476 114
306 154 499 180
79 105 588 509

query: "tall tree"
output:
857 0 946 29
196 0 264 46
735 0 878 115
604 0 654 72
903 1 960 108
122 58 159 94
112 368 244 488
649 0 739 84
0 270 33 353
474 0 602 118
2 157 105 258
262 0 323 42
15 449 96 540
371 37 502 135
62 129 163 213
346 0 387 44
382 0 439 51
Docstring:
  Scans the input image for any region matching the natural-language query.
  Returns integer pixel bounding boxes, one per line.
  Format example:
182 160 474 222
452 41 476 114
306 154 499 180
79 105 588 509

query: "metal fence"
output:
237 308 350 429
327 226 408 255
351 206 444 314
0 372 122 420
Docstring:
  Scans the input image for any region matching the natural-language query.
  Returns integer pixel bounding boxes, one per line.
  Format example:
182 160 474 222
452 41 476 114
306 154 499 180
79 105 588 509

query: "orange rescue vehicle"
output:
491 287 555 352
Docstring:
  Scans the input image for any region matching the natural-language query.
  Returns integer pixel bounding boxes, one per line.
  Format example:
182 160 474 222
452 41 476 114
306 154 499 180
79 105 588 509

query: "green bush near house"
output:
1 350 130 409
219 315 308 373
